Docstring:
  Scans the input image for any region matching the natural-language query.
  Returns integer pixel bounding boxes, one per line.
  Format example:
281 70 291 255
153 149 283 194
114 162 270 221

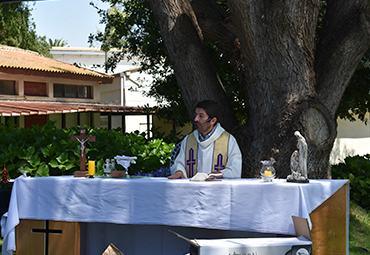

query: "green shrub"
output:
0 122 175 178
332 154 370 209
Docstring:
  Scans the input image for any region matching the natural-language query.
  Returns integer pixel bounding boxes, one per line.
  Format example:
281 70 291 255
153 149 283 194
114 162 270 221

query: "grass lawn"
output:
349 201 370 254
1 201 370 255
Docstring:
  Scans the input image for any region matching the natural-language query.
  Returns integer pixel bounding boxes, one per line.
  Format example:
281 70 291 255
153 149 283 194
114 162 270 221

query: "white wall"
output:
330 114 370 164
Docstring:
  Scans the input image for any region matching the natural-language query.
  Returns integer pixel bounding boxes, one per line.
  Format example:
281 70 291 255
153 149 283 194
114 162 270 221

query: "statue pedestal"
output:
287 179 309 183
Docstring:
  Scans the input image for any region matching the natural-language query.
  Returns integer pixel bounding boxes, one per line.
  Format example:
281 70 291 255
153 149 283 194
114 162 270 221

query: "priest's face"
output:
193 107 216 138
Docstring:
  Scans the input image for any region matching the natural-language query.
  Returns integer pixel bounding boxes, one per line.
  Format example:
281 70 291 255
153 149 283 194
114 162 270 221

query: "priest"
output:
168 100 242 179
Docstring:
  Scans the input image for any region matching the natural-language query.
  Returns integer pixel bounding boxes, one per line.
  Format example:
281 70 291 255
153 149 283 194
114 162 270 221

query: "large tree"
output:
92 0 370 178
0 2 51 57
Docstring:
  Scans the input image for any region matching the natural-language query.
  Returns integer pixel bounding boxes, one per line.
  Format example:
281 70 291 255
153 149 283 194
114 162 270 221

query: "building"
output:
51 47 157 134
0 45 152 131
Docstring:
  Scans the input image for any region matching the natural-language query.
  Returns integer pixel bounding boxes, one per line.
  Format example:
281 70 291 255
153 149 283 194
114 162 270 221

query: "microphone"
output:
193 118 212 130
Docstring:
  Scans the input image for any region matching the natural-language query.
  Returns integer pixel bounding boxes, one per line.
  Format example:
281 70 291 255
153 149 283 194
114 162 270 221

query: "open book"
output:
190 172 223 181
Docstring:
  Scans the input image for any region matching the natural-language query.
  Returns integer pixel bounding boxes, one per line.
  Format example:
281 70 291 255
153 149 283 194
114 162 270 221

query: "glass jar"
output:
260 160 276 182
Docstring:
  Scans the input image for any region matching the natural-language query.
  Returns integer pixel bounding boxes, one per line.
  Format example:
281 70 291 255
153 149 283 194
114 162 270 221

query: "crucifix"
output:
71 127 96 177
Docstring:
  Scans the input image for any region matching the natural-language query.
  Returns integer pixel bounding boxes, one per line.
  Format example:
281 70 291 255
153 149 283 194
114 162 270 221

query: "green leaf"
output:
40 147 50 157
56 152 69 164
36 163 49 177
18 164 34 175
48 159 59 168
25 146 35 158
28 154 41 168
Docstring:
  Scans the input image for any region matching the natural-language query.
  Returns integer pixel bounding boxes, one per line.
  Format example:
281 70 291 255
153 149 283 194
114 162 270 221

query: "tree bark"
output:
147 0 238 132
147 0 370 178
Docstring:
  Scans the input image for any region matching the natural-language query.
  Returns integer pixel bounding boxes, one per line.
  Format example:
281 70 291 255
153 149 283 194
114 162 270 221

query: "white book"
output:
190 172 223 181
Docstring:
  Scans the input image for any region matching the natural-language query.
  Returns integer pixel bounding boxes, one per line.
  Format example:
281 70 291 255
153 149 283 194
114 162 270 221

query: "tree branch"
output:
190 0 244 73
147 0 239 130
315 0 370 116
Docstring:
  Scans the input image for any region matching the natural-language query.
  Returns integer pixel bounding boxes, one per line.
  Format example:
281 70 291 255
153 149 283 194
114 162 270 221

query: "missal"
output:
190 172 223 181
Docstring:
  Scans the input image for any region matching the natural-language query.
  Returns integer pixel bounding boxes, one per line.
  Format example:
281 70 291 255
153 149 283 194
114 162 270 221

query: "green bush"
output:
0 122 175 179
332 154 370 209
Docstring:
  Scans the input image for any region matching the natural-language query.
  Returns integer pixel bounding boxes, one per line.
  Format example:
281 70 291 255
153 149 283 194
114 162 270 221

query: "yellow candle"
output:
88 160 95 175
264 170 272 176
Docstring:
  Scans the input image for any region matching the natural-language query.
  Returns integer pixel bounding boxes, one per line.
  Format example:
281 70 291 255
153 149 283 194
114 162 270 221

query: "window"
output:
53 84 92 98
65 85 76 98
78 86 91 98
24 81 47 96
54 84 64 97
0 80 16 95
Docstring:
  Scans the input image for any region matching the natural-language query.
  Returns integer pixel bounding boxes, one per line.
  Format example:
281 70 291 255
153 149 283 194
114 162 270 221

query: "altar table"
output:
1 176 349 255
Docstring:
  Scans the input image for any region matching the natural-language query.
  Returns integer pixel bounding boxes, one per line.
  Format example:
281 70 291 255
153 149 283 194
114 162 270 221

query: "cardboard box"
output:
171 216 312 255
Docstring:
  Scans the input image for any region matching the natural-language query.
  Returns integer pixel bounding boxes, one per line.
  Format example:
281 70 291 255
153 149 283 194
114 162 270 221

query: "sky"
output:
31 0 111 48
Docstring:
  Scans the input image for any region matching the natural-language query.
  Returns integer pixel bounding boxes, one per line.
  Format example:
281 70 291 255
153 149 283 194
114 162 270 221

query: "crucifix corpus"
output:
70 127 96 177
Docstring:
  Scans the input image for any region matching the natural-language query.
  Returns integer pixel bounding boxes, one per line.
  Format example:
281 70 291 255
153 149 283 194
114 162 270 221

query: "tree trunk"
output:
147 0 238 131
148 0 370 178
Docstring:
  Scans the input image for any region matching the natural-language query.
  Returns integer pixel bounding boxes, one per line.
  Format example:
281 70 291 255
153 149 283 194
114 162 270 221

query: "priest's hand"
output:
207 173 224 180
168 171 184 179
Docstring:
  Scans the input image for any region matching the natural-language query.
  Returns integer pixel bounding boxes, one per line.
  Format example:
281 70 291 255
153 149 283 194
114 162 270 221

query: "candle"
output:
264 170 272 176
88 160 95 176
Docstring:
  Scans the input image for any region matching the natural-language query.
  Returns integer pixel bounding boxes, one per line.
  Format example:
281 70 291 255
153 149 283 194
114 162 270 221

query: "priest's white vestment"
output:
171 123 242 178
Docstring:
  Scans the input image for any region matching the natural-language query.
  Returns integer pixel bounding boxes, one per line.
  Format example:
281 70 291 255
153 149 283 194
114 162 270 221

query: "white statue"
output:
295 131 308 179
287 131 309 182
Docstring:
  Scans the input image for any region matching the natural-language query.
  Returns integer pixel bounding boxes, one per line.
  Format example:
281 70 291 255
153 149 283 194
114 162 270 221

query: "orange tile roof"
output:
0 45 113 81
0 101 154 117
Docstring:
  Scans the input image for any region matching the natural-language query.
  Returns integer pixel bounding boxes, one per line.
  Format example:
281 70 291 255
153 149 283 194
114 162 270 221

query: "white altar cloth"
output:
1 176 348 255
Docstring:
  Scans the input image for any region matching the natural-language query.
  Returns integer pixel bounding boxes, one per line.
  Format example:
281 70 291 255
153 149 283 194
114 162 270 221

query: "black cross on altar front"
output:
31 220 62 255
70 127 96 173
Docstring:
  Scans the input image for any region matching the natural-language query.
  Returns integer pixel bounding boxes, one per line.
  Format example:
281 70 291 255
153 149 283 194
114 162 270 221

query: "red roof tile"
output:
0 45 113 82
0 101 153 116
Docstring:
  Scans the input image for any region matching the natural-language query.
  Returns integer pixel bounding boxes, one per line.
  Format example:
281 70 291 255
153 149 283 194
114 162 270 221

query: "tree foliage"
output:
48 38 69 47
0 2 51 57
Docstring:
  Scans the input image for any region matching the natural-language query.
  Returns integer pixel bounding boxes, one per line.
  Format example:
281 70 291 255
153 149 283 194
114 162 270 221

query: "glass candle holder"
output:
260 160 276 182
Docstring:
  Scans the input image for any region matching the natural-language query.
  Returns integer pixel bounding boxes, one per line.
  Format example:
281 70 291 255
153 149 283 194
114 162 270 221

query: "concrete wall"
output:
49 114 62 128
48 112 100 129
152 116 192 140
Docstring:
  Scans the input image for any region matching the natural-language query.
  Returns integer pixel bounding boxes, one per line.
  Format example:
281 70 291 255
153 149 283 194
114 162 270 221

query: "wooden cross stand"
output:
71 127 95 177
